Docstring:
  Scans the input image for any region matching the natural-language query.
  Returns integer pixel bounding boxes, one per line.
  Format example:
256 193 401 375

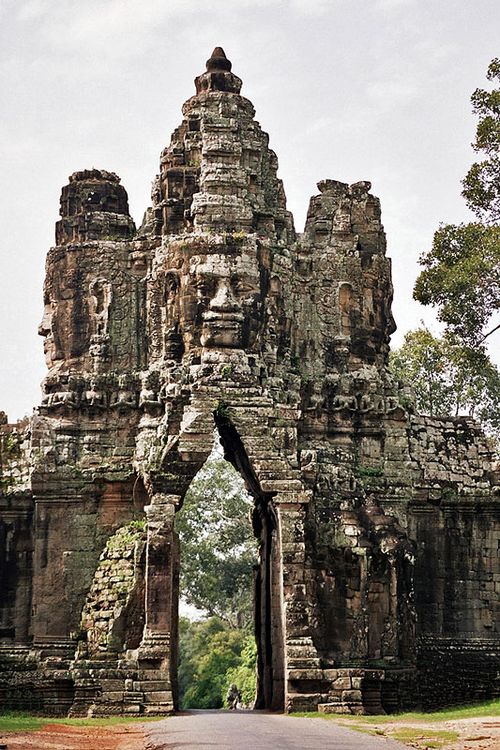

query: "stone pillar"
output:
143 494 177 637
279 501 322 712
254 500 286 711
134 492 179 714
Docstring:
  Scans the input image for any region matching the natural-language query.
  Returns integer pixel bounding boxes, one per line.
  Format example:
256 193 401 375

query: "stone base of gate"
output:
1 642 415 716
417 637 500 709
0 640 174 716
287 665 417 714
69 648 174 717
0 640 77 716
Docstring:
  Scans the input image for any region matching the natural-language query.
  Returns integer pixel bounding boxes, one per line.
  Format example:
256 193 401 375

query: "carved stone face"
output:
38 297 61 366
156 238 267 356
181 250 262 350
38 256 93 368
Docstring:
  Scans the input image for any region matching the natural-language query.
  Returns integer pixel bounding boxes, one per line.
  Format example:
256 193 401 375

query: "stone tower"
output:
0 48 498 716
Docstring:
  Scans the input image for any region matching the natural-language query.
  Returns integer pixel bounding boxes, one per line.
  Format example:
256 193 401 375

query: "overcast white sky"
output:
1 0 498 420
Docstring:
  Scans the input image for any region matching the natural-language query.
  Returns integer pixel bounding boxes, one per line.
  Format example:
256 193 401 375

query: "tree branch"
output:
481 321 500 342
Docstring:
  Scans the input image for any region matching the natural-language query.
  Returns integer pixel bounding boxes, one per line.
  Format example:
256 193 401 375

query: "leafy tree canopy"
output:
414 223 500 347
175 447 258 628
462 58 500 223
222 636 257 707
390 327 500 439
414 58 500 349
178 616 256 709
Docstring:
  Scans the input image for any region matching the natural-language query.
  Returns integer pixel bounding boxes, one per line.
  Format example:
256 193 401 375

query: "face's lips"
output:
203 311 244 324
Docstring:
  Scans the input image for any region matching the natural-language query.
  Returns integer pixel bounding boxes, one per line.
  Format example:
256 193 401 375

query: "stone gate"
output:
0 48 498 716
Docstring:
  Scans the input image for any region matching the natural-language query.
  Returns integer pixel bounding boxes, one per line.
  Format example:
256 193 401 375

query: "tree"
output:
414 223 500 347
462 58 500 223
175 447 259 710
414 59 500 348
221 635 257 707
389 328 455 416
390 327 500 438
178 616 256 709
175 448 259 628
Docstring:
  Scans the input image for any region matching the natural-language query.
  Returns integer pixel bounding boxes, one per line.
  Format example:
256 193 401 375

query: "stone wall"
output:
417 638 500 707
406 416 499 702
80 521 146 656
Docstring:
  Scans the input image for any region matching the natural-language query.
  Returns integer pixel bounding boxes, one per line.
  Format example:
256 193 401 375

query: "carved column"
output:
135 492 179 714
143 494 177 637
279 501 322 712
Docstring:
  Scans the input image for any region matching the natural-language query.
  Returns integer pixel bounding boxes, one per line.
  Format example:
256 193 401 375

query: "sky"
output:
1 0 499 421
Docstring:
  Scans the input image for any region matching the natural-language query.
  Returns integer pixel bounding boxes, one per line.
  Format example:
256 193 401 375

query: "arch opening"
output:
172 420 284 712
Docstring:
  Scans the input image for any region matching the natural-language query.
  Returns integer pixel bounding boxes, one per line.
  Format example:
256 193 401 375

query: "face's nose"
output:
38 306 52 337
209 280 239 312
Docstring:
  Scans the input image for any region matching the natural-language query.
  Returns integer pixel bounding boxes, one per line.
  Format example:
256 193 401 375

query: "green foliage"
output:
175 452 258 628
186 155 201 168
414 223 500 347
128 518 146 531
214 400 232 424
390 728 458 749
228 230 247 244
2 433 20 455
0 477 11 491
414 59 500 349
175 450 258 709
462 58 500 223
0 713 45 732
405 60 500 440
390 328 456 417
354 465 384 478
390 327 500 438
178 616 256 709
222 636 257 707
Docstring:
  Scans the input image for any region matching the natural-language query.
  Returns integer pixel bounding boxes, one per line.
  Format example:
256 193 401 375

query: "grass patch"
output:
292 697 500 723
0 713 45 733
345 725 385 736
391 727 458 748
0 712 161 734
51 716 160 726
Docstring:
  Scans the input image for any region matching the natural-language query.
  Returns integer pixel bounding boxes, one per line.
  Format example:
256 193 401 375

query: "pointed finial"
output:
206 46 232 72
194 48 241 95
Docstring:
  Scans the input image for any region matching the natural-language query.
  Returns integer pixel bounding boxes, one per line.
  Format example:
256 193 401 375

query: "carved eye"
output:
195 276 215 298
234 278 257 296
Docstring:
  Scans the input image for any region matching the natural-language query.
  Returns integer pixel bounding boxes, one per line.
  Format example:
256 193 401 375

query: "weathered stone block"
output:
341 690 362 703
318 703 346 714
332 677 352 690
144 691 173 703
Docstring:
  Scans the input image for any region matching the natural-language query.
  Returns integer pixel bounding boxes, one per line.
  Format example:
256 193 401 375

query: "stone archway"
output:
139 411 288 714
2 46 497 719
210 416 285 712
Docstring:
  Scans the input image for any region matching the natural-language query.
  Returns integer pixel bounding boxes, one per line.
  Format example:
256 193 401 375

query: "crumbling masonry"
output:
0 48 498 715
